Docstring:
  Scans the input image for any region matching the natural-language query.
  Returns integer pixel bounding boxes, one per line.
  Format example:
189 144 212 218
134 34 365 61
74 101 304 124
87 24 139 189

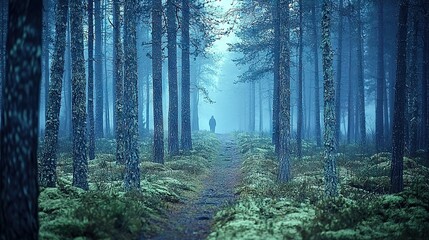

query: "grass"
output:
208 133 429 240
37 131 220 239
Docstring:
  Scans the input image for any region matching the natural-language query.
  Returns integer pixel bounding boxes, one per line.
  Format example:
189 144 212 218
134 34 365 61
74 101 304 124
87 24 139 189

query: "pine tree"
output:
95 0 104 138
322 0 338 197
277 0 291 183
297 0 303 159
0 0 42 237
114 0 125 164
71 0 89 190
167 0 179 155
356 0 366 146
40 0 69 187
124 0 140 190
335 0 344 146
391 0 408 194
88 0 95 160
376 0 385 152
312 0 322 147
153 0 164 163
181 0 193 152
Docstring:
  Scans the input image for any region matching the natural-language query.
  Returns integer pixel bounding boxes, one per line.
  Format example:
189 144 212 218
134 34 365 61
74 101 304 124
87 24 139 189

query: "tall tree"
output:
356 0 366 146
297 0 303 159
167 0 179 155
335 0 344 146
272 0 281 152
71 0 88 190
408 15 418 157
40 0 69 187
277 0 291 183
424 3 429 158
390 0 408 194
42 0 51 123
153 0 164 163
181 0 192 152
88 0 95 160
0 0 6 116
347 17 354 144
322 0 338 197
0 0 42 237
114 0 125 164
123 0 140 190
312 0 322 147
376 0 385 152
95 0 104 138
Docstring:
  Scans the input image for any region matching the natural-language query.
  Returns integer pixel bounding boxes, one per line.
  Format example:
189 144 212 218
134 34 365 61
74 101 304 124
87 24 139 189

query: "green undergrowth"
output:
38 131 219 239
208 133 429 240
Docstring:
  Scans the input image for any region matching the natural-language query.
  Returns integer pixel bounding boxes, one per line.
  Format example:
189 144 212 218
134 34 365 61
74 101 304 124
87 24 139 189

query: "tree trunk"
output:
322 0 338 197
167 0 179 155
64 18 72 139
390 0 408 194
153 0 164 163
277 0 291 183
87 0 95 160
40 0 69 187
0 1 42 237
335 0 343 146
347 18 354 144
249 81 255 133
356 0 366 147
43 0 51 131
123 0 140 190
181 0 192 152
71 0 88 190
409 17 418 157
113 0 125 164
272 0 280 152
376 0 385 152
297 0 303 158
95 0 104 138
312 0 322 147
0 0 6 117
424 5 429 159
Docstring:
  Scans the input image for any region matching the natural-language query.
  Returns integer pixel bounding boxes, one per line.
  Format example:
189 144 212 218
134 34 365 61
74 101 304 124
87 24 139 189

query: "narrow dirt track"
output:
148 134 242 240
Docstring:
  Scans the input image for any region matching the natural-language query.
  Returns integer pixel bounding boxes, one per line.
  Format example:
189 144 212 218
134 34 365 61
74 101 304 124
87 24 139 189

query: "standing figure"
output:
209 116 216 133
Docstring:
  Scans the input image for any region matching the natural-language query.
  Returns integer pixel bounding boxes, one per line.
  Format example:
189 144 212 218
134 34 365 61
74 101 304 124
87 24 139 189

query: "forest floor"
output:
150 134 242 240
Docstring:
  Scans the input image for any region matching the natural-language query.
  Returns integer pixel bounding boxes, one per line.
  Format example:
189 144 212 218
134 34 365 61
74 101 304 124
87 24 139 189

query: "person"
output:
209 116 216 133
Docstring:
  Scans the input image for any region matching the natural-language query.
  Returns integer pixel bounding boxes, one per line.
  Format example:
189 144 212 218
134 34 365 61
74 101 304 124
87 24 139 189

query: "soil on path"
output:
149 134 242 240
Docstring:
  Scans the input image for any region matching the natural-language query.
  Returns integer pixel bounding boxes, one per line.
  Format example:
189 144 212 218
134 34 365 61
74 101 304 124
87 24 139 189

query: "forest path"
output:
149 134 242 240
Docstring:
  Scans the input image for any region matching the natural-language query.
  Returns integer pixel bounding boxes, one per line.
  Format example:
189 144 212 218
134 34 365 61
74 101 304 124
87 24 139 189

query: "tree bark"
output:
376 0 385 152
95 0 104 138
71 0 89 190
87 0 95 160
272 0 280 152
277 0 291 183
356 0 366 146
167 0 179 155
181 0 192 152
312 0 322 147
390 0 408 194
335 0 343 146
0 0 42 237
297 0 303 158
153 0 164 162
40 0 69 187
123 0 140 190
113 0 125 164
322 0 338 197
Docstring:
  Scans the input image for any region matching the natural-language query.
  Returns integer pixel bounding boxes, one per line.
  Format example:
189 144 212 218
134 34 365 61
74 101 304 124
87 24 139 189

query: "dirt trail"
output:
149 134 242 240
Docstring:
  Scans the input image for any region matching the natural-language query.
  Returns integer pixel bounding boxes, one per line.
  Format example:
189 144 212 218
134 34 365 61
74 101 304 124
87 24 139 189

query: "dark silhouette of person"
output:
209 116 216 133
